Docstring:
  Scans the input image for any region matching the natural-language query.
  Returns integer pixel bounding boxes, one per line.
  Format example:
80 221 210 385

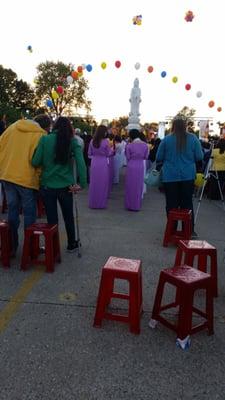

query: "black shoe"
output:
191 231 198 239
67 241 81 253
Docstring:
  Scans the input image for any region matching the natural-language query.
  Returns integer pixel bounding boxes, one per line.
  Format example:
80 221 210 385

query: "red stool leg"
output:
0 227 11 268
45 233 54 273
93 271 109 327
177 290 194 340
151 273 166 320
21 231 33 270
174 248 183 267
129 277 141 334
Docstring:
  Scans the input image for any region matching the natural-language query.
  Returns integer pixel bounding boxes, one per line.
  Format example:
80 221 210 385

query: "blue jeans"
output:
40 186 75 247
3 182 37 251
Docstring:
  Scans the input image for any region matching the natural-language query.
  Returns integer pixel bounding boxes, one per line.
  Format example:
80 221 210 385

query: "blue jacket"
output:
156 133 203 182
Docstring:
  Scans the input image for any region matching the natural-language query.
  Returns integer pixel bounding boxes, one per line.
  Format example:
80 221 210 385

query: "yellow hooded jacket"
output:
0 120 46 190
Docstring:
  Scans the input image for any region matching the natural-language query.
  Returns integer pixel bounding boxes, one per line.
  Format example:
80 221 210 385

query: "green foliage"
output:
0 64 36 124
34 61 91 116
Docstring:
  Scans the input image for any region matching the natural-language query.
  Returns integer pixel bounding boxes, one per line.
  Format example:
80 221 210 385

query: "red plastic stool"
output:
0 221 11 268
174 240 218 297
163 209 192 247
150 265 214 342
37 196 45 218
21 223 61 273
93 256 142 334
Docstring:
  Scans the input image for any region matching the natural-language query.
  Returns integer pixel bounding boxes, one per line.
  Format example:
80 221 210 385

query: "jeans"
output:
40 187 75 247
163 180 195 230
4 181 37 251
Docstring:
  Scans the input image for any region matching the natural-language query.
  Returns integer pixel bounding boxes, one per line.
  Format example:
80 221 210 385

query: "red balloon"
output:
185 83 191 91
115 60 121 68
147 66 154 73
217 107 222 112
208 100 215 108
77 65 83 73
56 85 64 94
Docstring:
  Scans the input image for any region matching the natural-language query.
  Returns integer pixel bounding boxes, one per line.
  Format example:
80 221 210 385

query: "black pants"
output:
163 180 195 230
40 187 75 247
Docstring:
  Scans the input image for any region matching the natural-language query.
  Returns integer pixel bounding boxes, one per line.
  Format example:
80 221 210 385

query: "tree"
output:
34 61 91 116
0 64 36 123
176 106 196 120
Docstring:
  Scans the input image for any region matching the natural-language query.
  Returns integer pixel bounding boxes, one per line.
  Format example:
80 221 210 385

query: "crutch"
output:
73 193 82 258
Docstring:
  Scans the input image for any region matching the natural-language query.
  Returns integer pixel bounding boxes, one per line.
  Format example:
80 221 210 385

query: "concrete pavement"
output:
0 173 225 400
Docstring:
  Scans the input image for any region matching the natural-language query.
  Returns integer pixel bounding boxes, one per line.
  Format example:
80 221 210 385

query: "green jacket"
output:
32 132 87 189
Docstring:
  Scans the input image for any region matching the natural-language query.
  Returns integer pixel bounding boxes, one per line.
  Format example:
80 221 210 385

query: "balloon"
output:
46 99 53 108
196 91 202 98
51 90 59 100
185 10 194 22
86 64 93 72
101 62 107 69
135 62 140 70
78 71 83 77
115 60 121 68
132 15 142 25
27 45 32 52
195 173 204 188
82 63 86 70
67 76 73 84
147 66 153 73
161 71 167 78
172 76 178 83
217 107 222 112
185 83 191 90
77 65 83 73
71 71 78 80
208 100 215 108
56 86 64 94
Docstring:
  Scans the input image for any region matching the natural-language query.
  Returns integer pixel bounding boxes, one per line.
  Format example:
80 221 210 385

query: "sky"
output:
0 0 224 131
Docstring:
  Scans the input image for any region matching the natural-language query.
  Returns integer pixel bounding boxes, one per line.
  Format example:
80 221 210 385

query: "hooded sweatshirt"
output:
0 119 46 189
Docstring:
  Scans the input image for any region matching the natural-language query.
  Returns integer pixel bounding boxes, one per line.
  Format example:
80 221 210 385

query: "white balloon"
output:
196 91 202 98
82 63 86 69
135 62 141 70
67 76 73 84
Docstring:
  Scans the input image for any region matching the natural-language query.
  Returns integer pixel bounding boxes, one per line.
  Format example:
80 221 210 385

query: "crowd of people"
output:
0 113 225 257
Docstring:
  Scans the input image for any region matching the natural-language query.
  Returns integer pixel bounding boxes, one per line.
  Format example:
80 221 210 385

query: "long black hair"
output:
92 125 108 148
171 117 187 152
53 117 73 164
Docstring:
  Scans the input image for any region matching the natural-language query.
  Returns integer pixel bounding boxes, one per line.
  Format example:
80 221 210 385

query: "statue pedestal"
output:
126 115 141 131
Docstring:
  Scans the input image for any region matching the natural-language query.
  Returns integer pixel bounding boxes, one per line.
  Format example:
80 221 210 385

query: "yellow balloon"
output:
172 76 178 83
195 173 204 188
51 90 59 100
101 62 107 69
78 71 83 77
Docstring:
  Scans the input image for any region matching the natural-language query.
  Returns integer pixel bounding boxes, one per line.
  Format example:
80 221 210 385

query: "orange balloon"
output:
147 66 154 73
217 107 222 112
77 65 83 73
71 71 78 80
208 100 215 108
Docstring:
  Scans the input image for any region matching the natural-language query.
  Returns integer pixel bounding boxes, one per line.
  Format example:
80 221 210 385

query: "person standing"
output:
0 117 48 254
113 135 123 184
88 125 114 209
125 129 149 211
156 116 203 237
32 117 87 252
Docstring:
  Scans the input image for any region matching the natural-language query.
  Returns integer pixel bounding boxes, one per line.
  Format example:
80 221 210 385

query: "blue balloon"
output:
86 64 93 72
46 99 53 108
161 71 167 78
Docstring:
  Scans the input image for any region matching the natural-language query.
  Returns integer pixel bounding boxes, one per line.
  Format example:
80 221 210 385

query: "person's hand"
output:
69 184 82 193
